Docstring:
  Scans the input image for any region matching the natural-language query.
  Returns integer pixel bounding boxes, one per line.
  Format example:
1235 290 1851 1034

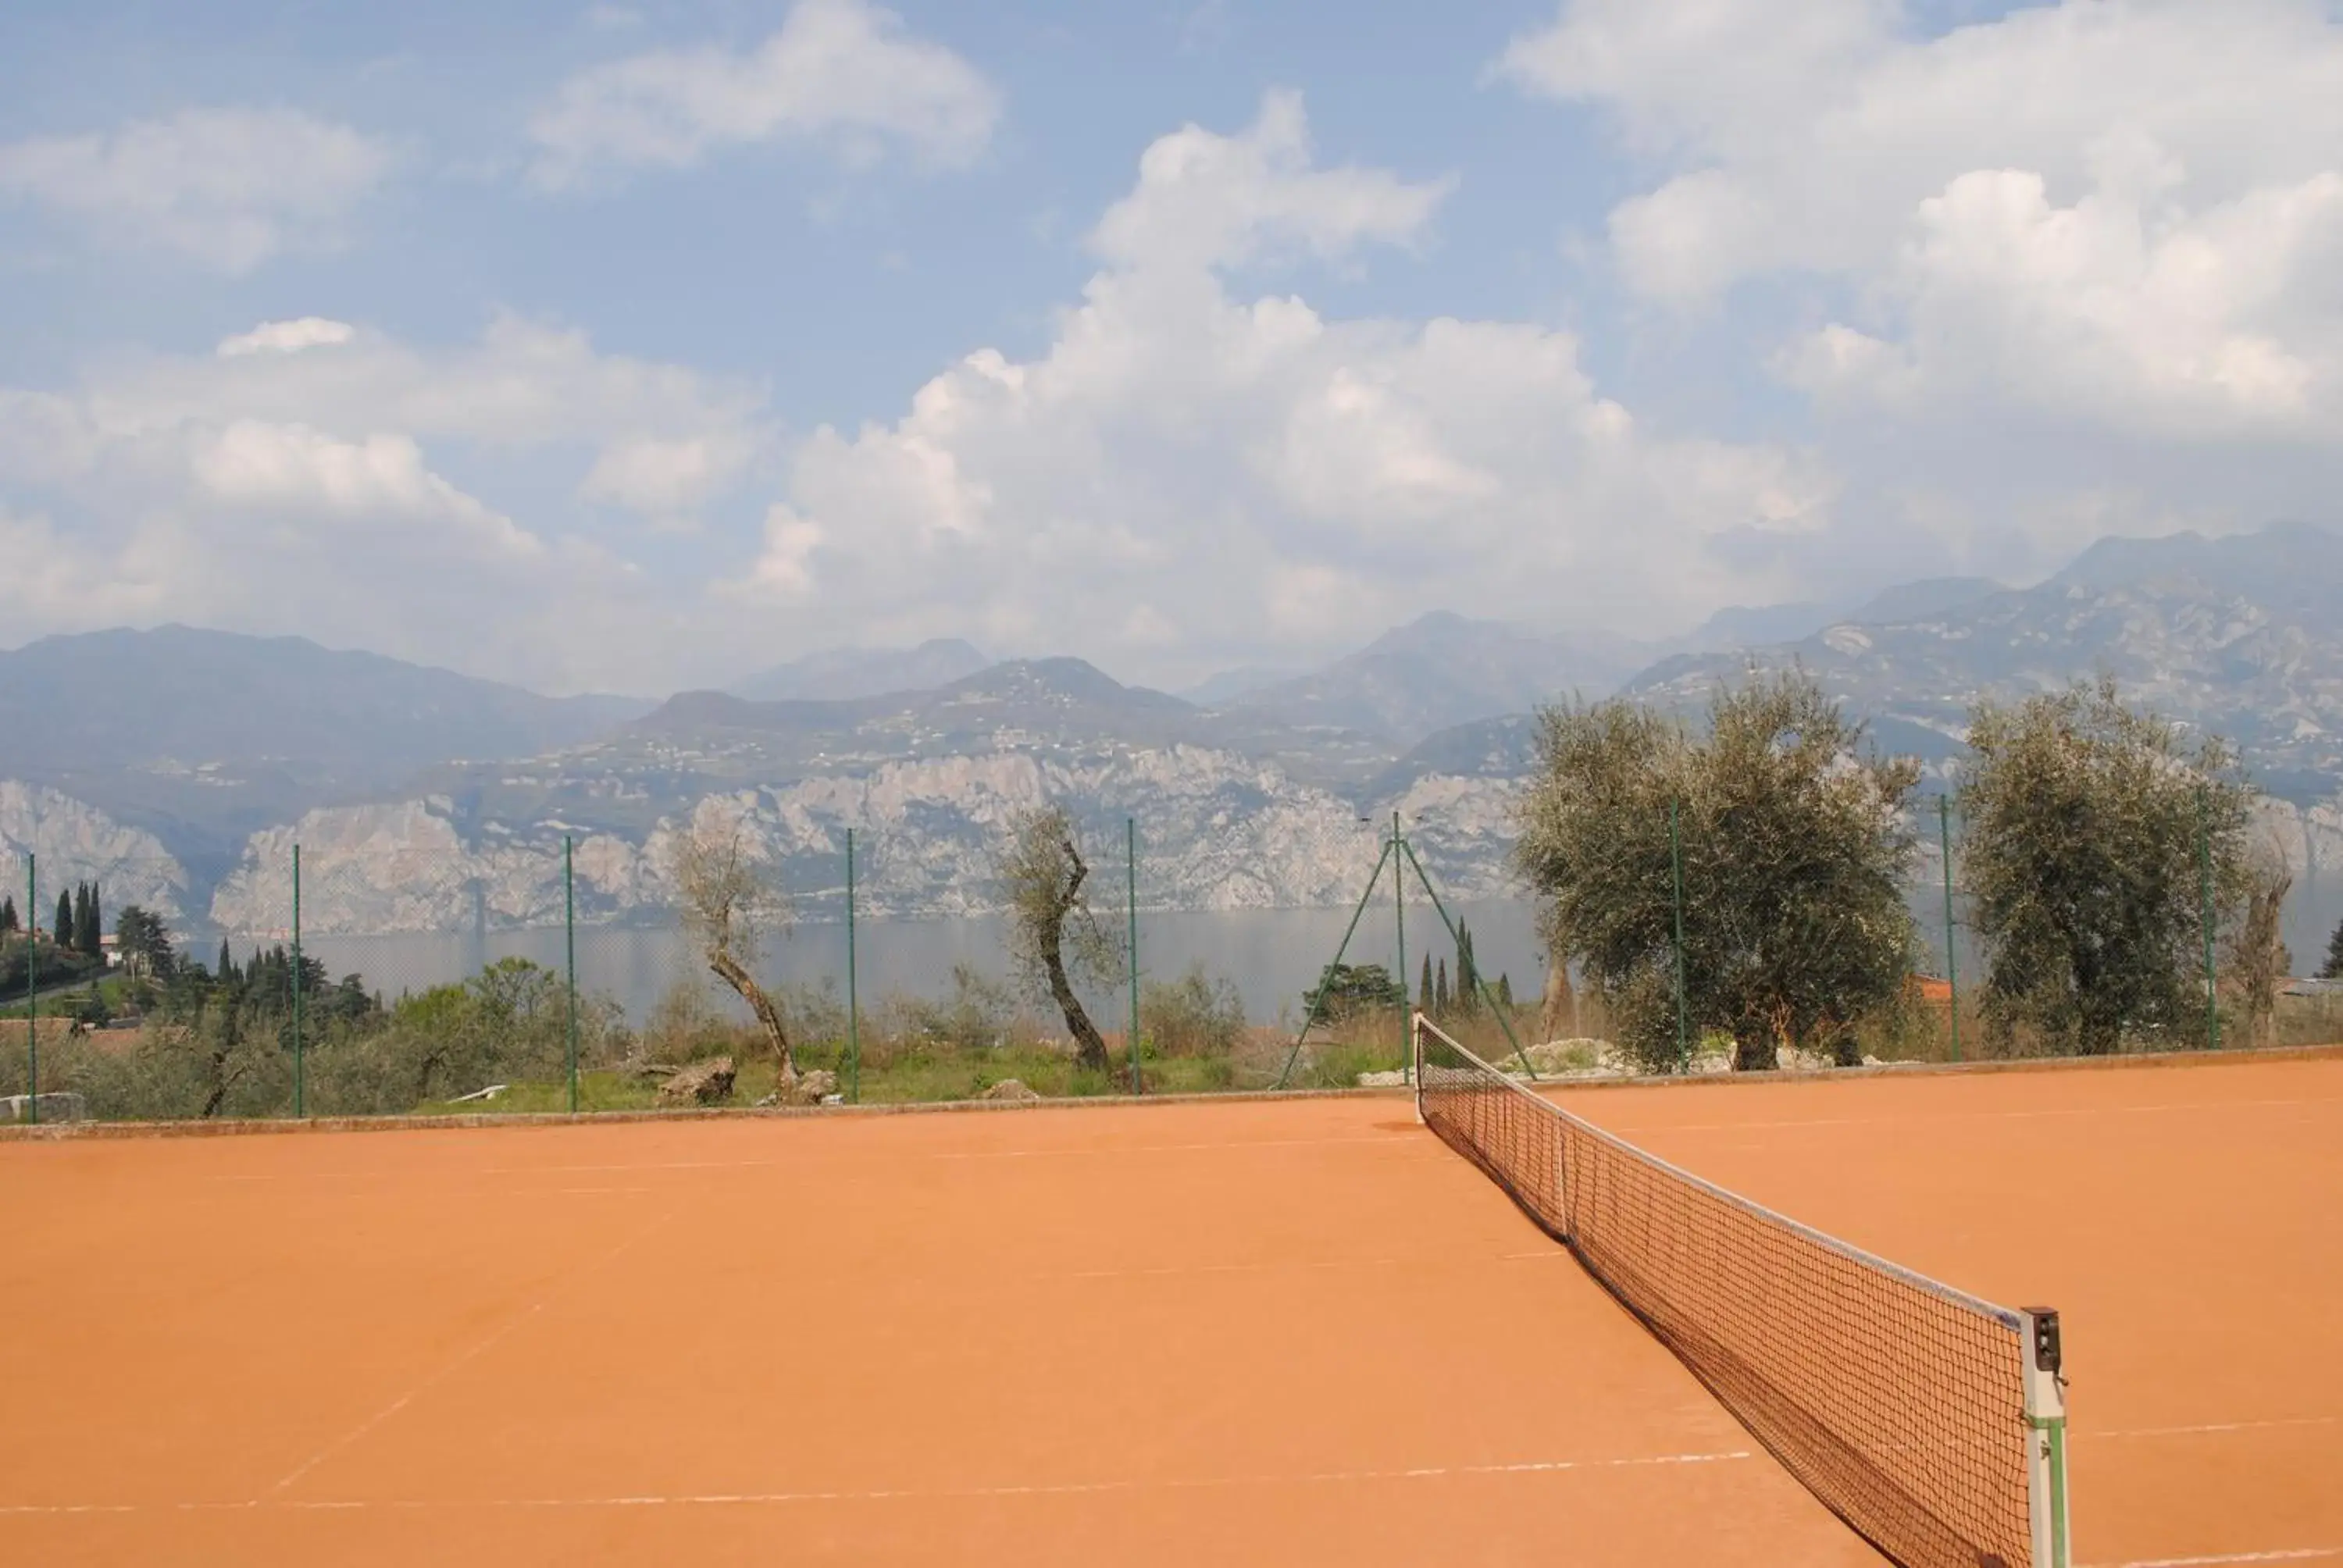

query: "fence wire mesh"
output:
0 810 1546 1121
7 777 2332 1125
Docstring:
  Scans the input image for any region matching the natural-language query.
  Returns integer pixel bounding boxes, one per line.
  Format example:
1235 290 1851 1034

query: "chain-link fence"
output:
8 776 2338 1125
2 807 1545 1124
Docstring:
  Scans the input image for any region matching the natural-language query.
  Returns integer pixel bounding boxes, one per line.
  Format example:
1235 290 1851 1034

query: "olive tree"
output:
2227 827 2295 1047
1515 672 1920 1072
1960 679 2252 1055
997 804 1121 1071
669 806 797 1082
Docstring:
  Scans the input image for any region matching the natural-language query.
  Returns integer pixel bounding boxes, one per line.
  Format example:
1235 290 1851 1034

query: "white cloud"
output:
1782 166 2343 437
0 317 776 692
740 504 825 597
580 430 763 522
1503 0 2343 452
530 0 999 188
217 318 358 358
1496 0 1890 162
193 421 544 561
1090 88 1453 273
0 109 394 271
731 93 1829 670
0 506 174 626
83 314 774 483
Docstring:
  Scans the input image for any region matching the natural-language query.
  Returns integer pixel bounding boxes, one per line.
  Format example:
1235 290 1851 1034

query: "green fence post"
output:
1941 793 1961 1064
2199 786 2220 1051
25 853 36 1125
1671 797 1690 1072
1392 811 1407 1080
291 843 304 1117
565 835 579 1115
845 828 860 1104
1127 817 1141 1095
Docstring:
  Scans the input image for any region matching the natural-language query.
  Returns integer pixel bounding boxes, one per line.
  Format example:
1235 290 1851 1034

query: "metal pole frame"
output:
845 828 860 1104
24 854 36 1125
2199 785 2220 1051
1671 797 1690 1072
1398 839 1535 1081
1274 836 1396 1089
291 843 304 1117
1940 793 1961 1064
2019 1307 2073 1568
1126 817 1142 1095
565 835 579 1116
1392 811 1407 1081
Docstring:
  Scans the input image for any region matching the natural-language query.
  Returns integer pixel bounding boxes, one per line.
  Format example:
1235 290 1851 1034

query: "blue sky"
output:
2 0 2339 695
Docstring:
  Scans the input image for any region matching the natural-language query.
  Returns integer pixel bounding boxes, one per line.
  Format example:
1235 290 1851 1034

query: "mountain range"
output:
3 522 2339 954
1629 522 2343 802
0 626 649 879
728 638 992 703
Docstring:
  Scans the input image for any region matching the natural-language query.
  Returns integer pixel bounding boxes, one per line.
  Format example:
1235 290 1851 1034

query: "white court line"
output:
2093 1417 2338 1441
202 1136 1421 1185
266 1214 668 1498
1052 1257 1403 1281
928 1135 1418 1161
2087 1549 2343 1566
0 1449 1754 1516
1601 1095 2343 1139
212 1159 785 1182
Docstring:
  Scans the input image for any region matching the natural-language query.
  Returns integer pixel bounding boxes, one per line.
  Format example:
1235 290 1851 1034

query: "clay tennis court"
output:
1 1053 2335 1566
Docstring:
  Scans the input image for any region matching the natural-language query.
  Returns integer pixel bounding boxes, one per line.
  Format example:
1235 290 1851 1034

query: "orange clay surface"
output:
1550 1053 2343 1568
0 1056 2329 1567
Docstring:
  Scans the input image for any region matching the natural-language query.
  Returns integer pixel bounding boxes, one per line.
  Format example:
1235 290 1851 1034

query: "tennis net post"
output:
2020 1309 2071 1568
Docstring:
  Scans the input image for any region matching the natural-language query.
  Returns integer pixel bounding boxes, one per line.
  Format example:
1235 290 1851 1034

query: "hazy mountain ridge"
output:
728 639 992 702
0 626 652 864
1210 611 1642 744
197 747 1520 935
0 781 191 920
1625 522 2343 802
5 524 2340 949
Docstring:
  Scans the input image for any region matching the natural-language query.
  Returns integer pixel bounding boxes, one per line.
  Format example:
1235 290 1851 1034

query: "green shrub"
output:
1140 964 1245 1057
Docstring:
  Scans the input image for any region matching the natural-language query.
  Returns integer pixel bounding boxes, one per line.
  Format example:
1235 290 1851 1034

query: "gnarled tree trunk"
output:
1043 843 1110 1071
708 948 796 1082
1539 950 1576 1042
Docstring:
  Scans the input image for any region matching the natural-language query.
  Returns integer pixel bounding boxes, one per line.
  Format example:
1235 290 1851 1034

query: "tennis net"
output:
1414 1014 2068 1568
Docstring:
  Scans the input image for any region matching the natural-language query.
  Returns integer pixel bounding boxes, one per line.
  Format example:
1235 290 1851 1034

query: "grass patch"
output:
404 1032 1326 1115
414 1070 660 1116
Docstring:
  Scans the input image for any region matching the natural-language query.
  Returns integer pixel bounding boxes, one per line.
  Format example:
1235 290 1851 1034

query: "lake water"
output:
275 867 2343 1035
295 899 1549 1031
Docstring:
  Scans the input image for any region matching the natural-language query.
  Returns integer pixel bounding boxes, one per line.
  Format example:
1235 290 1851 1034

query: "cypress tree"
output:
1495 973 1514 1010
56 889 73 946
2323 918 2343 980
1435 957 1450 1016
0 894 16 935
1419 953 1434 1014
1456 921 1478 1014
82 882 104 956
216 938 235 985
